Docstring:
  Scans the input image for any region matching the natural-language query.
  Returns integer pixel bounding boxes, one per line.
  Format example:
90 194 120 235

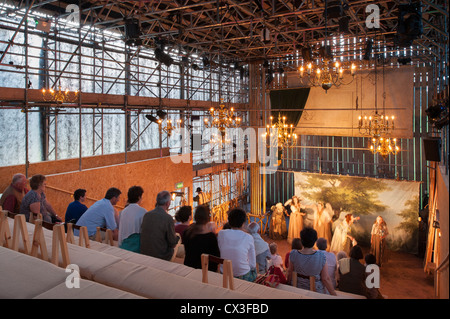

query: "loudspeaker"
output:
125 18 141 39
423 138 441 162
339 16 349 33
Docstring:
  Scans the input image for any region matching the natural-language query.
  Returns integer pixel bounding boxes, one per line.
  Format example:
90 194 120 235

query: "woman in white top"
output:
218 208 256 282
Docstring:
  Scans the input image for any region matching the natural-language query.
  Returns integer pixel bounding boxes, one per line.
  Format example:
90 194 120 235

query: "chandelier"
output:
358 50 399 157
263 113 298 148
41 86 79 103
369 136 399 157
204 98 241 139
157 118 182 137
299 58 356 91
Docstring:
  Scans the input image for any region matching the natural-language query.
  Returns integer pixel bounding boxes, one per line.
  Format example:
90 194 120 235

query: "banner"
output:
294 172 421 253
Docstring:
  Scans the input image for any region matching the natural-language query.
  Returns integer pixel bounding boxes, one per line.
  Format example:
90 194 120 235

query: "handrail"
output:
45 185 125 209
436 253 449 273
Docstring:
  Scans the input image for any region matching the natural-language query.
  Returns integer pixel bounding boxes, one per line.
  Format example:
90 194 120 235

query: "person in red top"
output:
284 237 302 269
0 173 29 214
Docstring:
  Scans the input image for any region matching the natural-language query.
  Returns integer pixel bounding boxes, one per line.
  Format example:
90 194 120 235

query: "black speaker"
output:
124 19 141 39
423 138 441 162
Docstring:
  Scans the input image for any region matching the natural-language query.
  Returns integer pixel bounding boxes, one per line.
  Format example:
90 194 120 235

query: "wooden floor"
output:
269 235 436 299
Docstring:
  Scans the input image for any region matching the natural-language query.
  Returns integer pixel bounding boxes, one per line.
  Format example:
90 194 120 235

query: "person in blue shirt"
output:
65 188 88 224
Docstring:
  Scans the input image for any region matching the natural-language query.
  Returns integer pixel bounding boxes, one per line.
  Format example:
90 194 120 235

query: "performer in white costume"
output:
329 213 359 255
313 202 332 245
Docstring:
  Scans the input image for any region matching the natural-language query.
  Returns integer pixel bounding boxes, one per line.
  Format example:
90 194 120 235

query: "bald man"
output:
0 174 29 214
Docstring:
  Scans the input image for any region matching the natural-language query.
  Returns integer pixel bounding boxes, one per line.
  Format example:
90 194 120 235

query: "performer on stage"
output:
269 203 288 240
370 216 389 266
285 196 306 244
313 202 332 245
329 213 359 255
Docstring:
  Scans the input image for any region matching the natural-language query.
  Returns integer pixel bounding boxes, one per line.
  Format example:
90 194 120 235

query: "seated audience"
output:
19 174 61 223
336 250 348 286
364 253 384 299
174 206 193 241
337 245 366 296
140 190 180 261
316 237 338 290
64 188 88 224
0 173 29 214
248 222 271 274
182 205 220 271
284 238 302 269
286 227 336 295
75 187 121 240
118 186 146 252
269 242 285 272
217 208 256 282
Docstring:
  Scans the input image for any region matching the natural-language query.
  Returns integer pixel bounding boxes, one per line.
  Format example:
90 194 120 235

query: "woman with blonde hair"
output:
370 216 389 266
285 196 306 244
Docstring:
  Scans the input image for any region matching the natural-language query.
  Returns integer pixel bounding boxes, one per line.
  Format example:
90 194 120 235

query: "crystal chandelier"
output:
299 58 356 91
369 136 399 157
204 98 241 139
41 86 79 103
263 113 298 148
157 118 182 137
358 51 399 157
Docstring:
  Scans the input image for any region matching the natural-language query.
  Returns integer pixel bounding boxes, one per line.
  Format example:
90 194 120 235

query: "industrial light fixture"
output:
41 85 79 103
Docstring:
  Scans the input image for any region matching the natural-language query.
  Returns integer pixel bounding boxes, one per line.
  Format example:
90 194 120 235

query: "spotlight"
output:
202 56 210 68
397 57 412 65
145 114 158 123
301 46 313 62
363 39 373 60
425 105 444 122
154 47 173 67
156 110 167 119
266 69 274 85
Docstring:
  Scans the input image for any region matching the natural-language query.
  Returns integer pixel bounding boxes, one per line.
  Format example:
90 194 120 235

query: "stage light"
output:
154 47 173 67
363 40 373 60
156 110 167 119
145 114 158 123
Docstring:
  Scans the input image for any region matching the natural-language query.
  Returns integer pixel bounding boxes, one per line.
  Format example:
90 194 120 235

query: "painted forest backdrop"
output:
294 172 421 253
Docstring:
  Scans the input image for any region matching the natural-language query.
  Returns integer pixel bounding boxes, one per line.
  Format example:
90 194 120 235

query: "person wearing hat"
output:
193 187 208 206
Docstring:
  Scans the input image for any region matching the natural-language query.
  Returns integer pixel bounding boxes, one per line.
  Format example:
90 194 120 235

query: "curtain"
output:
269 87 310 126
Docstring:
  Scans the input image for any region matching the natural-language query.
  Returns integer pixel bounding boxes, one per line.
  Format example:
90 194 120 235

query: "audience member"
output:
118 186 146 252
248 221 271 274
64 188 88 224
269 242 285 271
75 187 121 240
317 237 338 290
175 205 193 241
140 190 180 261
19 174 61 223
336 250 348 286
182 205 220 271
217 208 256 282
364 253 384 299
286 227 336 295
284 238 302 269
337 245 366 296
0 173 29 214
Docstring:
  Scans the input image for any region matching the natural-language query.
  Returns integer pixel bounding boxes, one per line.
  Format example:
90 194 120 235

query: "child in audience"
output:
269 242 284 272
364 253 384 299
248 222 271 274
